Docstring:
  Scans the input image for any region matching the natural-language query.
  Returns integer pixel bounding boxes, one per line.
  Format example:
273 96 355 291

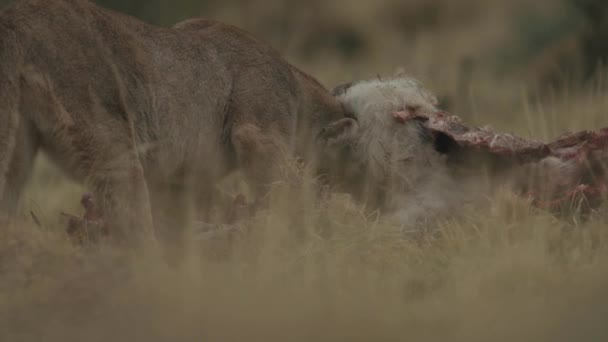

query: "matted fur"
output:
334 76 468 227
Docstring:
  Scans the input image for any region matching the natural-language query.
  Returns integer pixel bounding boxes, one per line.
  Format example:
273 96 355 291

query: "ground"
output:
1 152 608 341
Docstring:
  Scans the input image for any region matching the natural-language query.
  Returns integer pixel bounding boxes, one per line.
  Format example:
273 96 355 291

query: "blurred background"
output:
3 0 608 210
3 3 608 341
2 0 608 134
4 0 608 213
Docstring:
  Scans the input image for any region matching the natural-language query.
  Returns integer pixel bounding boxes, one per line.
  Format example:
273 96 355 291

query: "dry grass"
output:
2 158 608 341
2 0 608 341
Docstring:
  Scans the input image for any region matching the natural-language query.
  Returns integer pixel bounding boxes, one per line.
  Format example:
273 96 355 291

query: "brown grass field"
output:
2 0 608 341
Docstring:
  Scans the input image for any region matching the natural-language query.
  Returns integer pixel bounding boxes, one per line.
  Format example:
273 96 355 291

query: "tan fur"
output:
0 0 346 243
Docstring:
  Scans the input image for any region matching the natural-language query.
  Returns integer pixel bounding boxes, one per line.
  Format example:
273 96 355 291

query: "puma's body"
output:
0 0 346 242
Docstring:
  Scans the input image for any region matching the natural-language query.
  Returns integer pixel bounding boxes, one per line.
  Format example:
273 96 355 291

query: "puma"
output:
0 0 357 244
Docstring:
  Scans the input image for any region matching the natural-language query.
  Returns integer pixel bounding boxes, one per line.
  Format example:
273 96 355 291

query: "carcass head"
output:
318 75 454 212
